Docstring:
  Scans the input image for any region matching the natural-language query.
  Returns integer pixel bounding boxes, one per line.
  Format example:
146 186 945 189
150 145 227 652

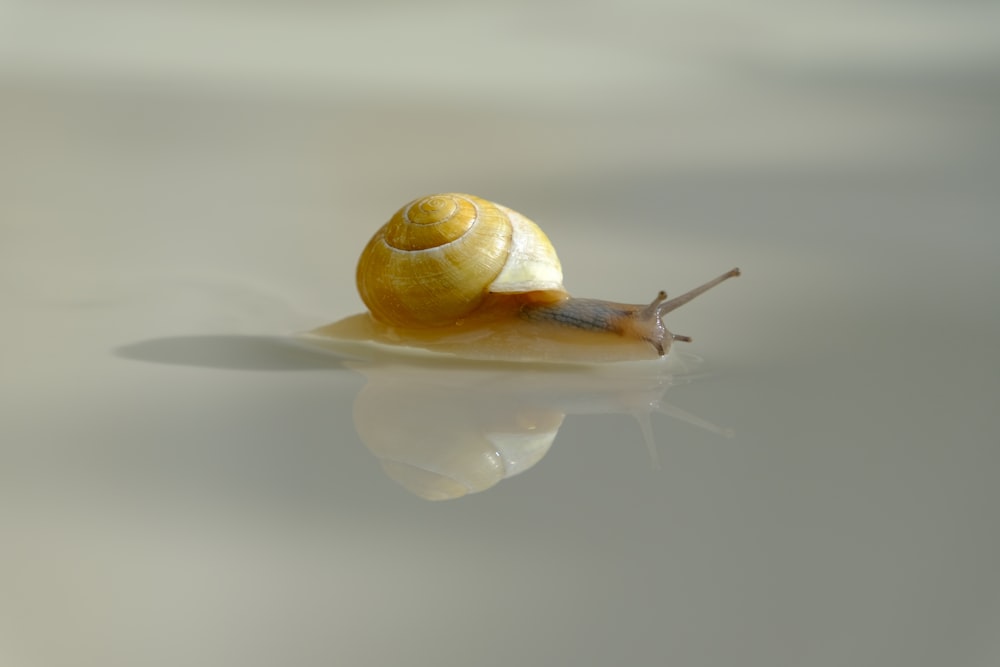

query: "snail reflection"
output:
338 357 732 501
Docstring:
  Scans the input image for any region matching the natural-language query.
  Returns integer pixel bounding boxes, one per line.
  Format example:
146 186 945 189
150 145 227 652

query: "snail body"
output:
311 193 739 363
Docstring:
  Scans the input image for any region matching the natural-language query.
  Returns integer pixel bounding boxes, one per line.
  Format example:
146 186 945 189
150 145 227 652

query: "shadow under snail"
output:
309 193 740 363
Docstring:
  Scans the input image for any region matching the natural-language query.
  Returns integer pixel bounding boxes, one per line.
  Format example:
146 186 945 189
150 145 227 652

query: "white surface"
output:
2 2 999 666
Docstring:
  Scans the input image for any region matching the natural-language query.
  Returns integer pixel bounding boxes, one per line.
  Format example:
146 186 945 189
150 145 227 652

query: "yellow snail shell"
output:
310 193 740 363
356 193 564 328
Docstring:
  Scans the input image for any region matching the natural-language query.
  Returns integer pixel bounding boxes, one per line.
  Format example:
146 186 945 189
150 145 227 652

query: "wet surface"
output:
2 3 999 666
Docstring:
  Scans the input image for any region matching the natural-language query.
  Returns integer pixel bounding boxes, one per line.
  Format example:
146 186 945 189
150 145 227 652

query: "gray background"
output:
2 1 999 666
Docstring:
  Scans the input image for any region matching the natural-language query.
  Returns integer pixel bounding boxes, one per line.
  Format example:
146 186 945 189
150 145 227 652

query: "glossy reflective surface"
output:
3 2 999 666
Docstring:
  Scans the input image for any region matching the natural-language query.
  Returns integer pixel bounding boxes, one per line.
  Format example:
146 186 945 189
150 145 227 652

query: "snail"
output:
308 193 739 363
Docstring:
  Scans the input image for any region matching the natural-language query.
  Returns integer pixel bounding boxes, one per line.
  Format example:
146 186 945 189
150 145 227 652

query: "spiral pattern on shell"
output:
356 193 563 328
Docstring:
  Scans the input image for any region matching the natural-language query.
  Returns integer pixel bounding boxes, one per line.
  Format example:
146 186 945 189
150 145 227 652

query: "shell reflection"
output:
345 359 731 501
